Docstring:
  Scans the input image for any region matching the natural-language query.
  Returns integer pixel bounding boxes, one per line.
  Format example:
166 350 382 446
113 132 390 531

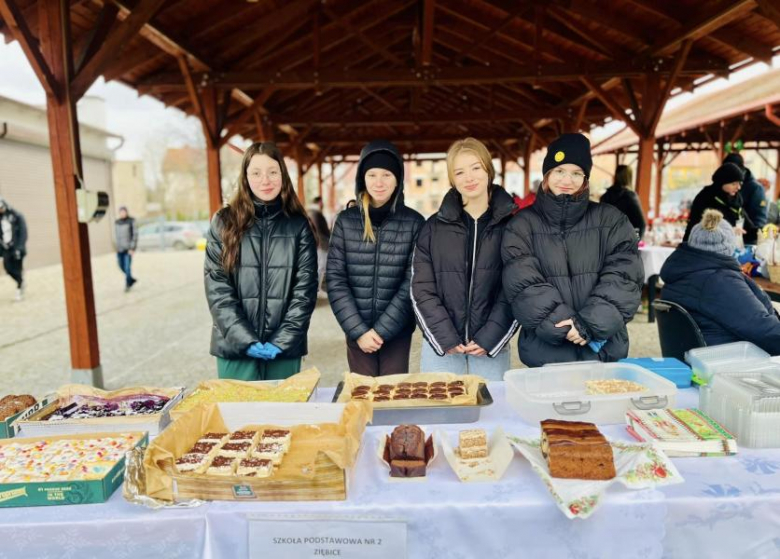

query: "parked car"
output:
136 221 204 251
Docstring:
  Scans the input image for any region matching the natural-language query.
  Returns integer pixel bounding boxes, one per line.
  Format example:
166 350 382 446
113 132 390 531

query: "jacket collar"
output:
661 242 741 283
253 197 283 219
533 186 589 230
437 185 516 225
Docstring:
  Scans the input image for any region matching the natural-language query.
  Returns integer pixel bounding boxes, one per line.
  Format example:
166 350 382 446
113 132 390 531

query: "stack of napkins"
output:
626 408 737 457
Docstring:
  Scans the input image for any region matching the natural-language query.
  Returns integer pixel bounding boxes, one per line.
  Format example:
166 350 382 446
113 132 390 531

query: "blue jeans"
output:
419 342 510 381
117 251 134 287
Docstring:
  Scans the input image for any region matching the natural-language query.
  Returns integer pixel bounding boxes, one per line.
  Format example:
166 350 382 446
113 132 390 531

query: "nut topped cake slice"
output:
237 457 273 478
206 455 236 476
540 419 616 480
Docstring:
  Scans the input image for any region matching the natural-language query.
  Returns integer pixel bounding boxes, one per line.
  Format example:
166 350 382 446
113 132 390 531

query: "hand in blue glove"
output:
259 343 282 360
246 342 267 359
588 339 607 354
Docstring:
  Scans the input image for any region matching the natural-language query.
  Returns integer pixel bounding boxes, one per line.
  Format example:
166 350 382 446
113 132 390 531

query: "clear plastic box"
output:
700 367 780 448
504 362 678 425
685 342 770 384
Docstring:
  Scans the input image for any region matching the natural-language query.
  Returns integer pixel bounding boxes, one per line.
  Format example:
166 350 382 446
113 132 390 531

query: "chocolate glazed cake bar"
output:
388 425 427 477
540 419 616 480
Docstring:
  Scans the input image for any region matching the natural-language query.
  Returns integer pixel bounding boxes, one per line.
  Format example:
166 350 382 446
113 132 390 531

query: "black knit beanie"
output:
542 133 593 177
723 153 745 169
361 152 403 188
712 162 744 186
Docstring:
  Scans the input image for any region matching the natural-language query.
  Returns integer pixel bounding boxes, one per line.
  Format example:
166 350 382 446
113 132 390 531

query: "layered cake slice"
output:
458 429 488 460
218 441 252 458
237 457 273 478
206 455 236 476
175 452 209 473
261 429 292 451
540 419 616 480
229 430 259 444
253 442 285 465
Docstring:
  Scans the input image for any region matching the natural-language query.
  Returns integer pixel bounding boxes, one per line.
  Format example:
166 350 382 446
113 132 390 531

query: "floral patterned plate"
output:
508 436 684 519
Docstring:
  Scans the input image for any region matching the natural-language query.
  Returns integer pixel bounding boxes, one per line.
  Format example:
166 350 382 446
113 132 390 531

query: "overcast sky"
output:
0 34 777 162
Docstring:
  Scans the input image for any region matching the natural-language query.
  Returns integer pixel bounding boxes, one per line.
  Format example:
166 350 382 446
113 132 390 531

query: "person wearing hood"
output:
204 142 318 380
411 138 519 380
723 152 767 244
600 164 646 241
661 209 780 353
683 162 752 243
327 140 424 376
115 206 138 292
502 133 644 367
0 197 28 301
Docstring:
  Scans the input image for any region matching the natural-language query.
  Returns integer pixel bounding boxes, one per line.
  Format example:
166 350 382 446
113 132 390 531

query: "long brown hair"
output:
220 142 309 273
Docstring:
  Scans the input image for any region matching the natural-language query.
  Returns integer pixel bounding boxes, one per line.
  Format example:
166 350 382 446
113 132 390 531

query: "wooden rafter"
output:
647 39 693 133
450 3 532 66
421 0 435 66
581 76 643 136
177 54 213 147
0 0 59 98
756 0 780 30
322 6 404 66
75 1 118 74
71 0 167 98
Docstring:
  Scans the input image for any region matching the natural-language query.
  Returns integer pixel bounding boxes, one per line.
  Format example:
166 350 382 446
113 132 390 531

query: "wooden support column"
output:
317 160 324 201
654 142 665 219
499 152 506 184
295 144 306 203
522 139 532 196
636 135 655 218
38 0 102 385
328 157 337 216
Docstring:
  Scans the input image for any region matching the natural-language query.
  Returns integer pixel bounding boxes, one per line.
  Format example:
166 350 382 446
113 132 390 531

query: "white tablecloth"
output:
1 384 779 559
640 246 676 284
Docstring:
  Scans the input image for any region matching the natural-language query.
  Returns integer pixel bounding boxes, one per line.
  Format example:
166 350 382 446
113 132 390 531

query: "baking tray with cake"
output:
333 372 493 425
0 394 49 438
133 400 371 503
15 384 185 437
169 368 321 421
505 362 678 425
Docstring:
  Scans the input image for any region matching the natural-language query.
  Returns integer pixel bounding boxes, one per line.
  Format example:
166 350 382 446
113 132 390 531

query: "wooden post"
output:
523 140 532 197
296 144 306 203
39 0 102 385
329 157 337 216
636 135 655 219
206 145 222 216
499 152 506 184
654 142 665 219
317 160 324 201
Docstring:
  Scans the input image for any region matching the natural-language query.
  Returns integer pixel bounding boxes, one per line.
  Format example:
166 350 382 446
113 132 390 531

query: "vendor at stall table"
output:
502 133 644 366
661 209 780 353
204 142 318 380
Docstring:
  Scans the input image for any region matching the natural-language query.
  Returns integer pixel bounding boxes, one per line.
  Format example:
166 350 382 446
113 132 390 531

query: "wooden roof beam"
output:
71 0 168 99
421 0 435 66
756 0 780 30
449 2 533 66
0 0 59 98
581 76 643 137
271 109 576 127
322 5 405 66
647 39 693 133
74 1 119 74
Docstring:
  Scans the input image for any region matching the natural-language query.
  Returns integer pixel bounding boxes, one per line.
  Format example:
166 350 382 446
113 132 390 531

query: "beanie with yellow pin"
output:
542 133 593 178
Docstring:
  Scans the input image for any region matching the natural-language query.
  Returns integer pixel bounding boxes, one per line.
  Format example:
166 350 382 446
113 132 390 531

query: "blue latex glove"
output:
588 339 607 354
246 342 267 359
259 343 282 360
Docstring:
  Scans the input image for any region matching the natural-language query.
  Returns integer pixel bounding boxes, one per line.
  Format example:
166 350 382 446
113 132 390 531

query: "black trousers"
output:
2 252 23 288
346 332 413 377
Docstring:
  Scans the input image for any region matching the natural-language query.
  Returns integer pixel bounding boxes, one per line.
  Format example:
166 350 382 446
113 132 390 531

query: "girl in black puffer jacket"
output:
205 142 318 380
411 138 519 380
327 140 424 376
502 133 644 367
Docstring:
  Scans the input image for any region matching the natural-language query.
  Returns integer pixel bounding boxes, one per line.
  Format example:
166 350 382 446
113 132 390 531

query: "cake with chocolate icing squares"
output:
540 419 616 480
237 457 273 478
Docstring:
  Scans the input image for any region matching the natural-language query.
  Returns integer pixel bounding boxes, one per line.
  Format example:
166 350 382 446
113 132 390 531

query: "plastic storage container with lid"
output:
504 362 678 425
700 366 780 448
620 357 692 388
685 342 770 385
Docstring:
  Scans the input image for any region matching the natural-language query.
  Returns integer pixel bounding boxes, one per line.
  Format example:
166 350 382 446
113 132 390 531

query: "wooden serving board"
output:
170 452 347 502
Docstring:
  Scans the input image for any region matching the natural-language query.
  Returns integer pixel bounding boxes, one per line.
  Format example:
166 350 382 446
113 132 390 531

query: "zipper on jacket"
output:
259 215 269 341
465 219 479 342
371 226 382 323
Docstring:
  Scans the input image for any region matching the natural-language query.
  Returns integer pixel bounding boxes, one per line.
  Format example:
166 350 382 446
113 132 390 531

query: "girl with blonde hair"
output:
411 138 519 379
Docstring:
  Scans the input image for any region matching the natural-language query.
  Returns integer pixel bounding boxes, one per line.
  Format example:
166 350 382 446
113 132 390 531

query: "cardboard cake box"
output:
16 385 185 437
0 397 50 439
0 431 147 508
140 400 372 502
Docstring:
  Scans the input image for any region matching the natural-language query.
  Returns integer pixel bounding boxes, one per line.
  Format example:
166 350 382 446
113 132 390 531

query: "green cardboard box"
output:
0 431 147 507
0 398 50 439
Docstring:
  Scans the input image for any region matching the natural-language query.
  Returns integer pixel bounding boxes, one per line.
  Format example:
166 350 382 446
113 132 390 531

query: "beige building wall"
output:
0 95 118 271
112 160 147 219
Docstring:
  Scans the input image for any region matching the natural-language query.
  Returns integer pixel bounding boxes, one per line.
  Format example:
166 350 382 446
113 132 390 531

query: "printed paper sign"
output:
248 514 406 559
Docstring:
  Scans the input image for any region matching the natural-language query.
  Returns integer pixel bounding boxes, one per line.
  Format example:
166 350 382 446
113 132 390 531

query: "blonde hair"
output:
446 138 495 190
701 209 725 231
361 192 376 242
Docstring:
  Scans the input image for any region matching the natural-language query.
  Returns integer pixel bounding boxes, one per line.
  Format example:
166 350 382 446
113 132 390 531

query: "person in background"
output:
600 164 646 241
683 162 751 243
517 179 540 210
723 153 766 244
661 209 780 353
205 142 318 381
307 196 331 292
761 178 780 226
412 137 519 380
114 206 138 292
327 140 424 377
0 197 28 301
502 133 643 367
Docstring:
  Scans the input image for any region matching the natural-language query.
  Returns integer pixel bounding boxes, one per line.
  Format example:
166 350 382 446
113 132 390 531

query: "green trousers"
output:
216 356 302 381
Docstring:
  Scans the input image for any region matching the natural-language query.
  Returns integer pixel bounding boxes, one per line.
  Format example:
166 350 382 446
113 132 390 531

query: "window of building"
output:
416 178 424 188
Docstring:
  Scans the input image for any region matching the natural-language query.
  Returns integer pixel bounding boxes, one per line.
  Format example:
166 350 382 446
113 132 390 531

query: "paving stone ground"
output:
0 250 662 399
